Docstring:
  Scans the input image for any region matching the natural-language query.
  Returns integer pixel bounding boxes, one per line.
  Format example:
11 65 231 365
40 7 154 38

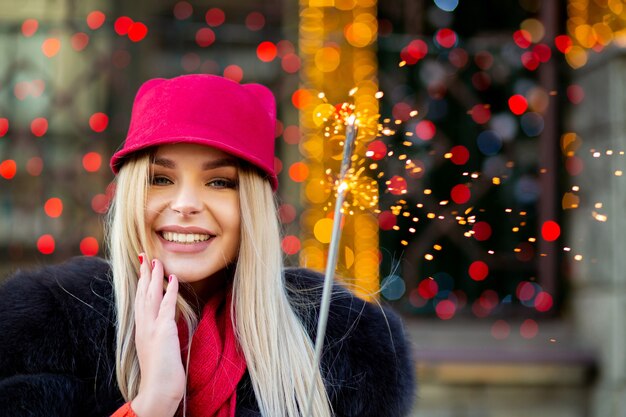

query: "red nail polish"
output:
169 275 173 283
138 255 143 264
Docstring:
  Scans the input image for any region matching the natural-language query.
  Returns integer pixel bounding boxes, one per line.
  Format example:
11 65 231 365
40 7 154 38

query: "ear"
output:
243 83 276 122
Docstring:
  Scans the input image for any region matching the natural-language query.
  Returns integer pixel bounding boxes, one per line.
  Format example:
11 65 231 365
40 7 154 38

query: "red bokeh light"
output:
533 43 551 62
415 120 436 140
513 29 532 48
71 33 90 51
281 235 301 255
0 118 8 137
80 237 99 256
91 194 110 214
281 53 301 73
521 51 540 70
491 320 511 340
555 35 573 53
288 162 309 183
114 16 134 36
508 94 528 115
472 221 492 241
246 11 265 31
22 19 39 37
89 112 109 133
196 28 215 47
26 157 43 176
541 220 561 241
44 198 63 218
520 319 539 339
516 281 536 302
0 160 17 179
417 278 438 299
449 145 469 165
470 104 491 124
42 38 61 58
37 234 55 255
469 261 489 281
283 125 300 144
388 175 407 195
257 41 277 62
366 140 387 161
435 28 457 48
378 210 397 231
291 89 312 110
278 203 296 224
223 65 243 82
31 118 48 137
567 85 584 104
435 300 456 320
173 2 193 20
86 11 106 30
451 184 471 204
128 22 148 42
205 8 225 27
534 291 554 312
83 152 102 172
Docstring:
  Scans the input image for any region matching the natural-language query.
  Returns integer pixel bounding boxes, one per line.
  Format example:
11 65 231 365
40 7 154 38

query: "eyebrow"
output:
152 157 238 170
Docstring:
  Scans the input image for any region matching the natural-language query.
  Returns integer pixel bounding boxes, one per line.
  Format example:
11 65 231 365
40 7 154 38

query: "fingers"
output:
146 258 165 317
135 255 178 322
158 274 179 322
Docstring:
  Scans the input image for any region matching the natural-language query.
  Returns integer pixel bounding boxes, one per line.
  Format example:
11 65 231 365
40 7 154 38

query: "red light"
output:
114 16 134 36
37 234 55 255
71 33 90 51
521 51 540 70
0 160 17 179
89 112 109 132
378 210 397 231
91 194 110 214
42 38 61 58
281 53 301 73
472 221 492 241
513 29 532 48
83 152 102 172
278 204 296 224
282 125 300 144
435 300 456 320
291 89 312 110
565 156 583 176
469 261 489 281
451 184 471 204
470 104 490 124
80 237 99 256
516 281 536 301
417 279 438 299
195 28 215 47
520 319 539 339
86 11 106 30
257 41 277 62
449 145 469 165
173 2 193 20
22 19 39 37
415 120 436 140
534 291 553 312
435 28 457 48
541 220 560 241
26 157 43 176
223 65 243 83
205 8 225 27
44 198 63 218
281 235 301 255
567 85 584 104
245 12 265 31
491 320 510 340
0 118 8 137
392 102 412 121
388 175 407 195
366 140 387 161
288 162 309 183
555 35 573 53
128 22 148 42
533 43 551 62
508 94 528 115
31 118 48 137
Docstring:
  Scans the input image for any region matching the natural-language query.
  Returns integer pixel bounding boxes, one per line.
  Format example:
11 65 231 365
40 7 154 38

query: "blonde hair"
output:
106 154 332 417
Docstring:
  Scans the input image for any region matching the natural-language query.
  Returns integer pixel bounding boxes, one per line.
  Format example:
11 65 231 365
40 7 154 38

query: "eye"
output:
207 178 238 189
151 175 173 186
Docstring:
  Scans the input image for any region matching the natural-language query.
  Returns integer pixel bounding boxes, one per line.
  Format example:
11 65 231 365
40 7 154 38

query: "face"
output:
145 143 241 294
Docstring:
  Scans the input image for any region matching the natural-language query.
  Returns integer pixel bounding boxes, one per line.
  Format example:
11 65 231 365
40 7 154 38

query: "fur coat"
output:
0 256 415 416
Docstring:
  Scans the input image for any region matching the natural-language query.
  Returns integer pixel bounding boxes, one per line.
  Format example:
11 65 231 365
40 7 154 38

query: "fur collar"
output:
0 257 415 416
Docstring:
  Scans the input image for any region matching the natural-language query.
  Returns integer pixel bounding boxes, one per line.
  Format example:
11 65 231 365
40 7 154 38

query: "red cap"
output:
110 74 278 191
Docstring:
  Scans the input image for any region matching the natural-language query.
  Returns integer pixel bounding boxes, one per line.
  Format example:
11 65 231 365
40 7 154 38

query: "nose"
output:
170 183 203 216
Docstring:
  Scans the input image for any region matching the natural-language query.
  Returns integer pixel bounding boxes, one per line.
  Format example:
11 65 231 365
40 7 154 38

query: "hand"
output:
131 255 185 417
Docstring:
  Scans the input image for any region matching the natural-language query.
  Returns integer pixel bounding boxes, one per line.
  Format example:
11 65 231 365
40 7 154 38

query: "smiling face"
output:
145 143 241 294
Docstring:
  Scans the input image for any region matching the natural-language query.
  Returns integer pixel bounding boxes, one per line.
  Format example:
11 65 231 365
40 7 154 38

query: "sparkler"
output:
304 113 358 417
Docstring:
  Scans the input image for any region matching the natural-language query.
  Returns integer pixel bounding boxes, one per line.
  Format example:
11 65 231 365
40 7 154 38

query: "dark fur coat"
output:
0 257 415 416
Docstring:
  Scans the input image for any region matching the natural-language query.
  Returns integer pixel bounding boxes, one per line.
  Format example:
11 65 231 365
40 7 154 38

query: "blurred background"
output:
1 0 625 415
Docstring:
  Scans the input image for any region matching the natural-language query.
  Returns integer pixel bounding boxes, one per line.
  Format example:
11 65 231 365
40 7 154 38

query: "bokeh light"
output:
80 237 99 256
44 198 63 218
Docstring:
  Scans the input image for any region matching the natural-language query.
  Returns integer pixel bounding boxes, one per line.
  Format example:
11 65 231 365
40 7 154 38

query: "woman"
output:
0 75 415 417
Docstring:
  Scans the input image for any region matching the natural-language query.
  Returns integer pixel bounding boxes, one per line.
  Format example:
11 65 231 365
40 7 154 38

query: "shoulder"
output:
284 267 416 416
0 257 114 375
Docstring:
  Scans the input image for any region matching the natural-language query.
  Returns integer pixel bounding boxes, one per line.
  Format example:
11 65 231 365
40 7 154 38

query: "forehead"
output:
153 143 235 161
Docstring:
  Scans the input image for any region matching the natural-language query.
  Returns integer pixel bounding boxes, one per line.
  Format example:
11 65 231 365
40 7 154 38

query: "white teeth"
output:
162 231 211 244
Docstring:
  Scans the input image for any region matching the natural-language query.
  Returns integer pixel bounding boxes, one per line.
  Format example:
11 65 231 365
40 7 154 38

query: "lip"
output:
156 225 215 254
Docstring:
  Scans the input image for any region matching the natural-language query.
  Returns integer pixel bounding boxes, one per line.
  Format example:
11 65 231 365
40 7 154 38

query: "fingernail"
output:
138 255 143 264
169 275 174 283
152 259 156 268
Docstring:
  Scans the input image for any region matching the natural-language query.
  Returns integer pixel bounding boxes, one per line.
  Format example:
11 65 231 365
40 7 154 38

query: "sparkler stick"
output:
304 114 358 417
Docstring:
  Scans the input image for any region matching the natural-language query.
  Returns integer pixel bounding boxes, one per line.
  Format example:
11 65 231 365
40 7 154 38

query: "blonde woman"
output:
0 75 415 417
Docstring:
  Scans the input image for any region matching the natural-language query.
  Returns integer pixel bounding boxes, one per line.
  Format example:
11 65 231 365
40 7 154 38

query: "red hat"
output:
110 74 278 191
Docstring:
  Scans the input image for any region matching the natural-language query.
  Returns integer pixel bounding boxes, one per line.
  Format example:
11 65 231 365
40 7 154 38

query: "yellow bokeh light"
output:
314 218 335 243
315 46 341 72
520 18 545 42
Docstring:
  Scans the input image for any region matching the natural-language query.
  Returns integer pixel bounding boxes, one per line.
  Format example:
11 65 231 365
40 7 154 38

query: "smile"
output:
161 231 212 244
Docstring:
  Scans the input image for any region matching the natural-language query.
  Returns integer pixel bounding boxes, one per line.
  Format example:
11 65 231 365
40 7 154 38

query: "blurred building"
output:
2 0 626 416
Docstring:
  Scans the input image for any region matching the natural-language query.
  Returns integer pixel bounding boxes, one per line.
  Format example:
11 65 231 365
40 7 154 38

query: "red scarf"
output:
178 287 246 417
